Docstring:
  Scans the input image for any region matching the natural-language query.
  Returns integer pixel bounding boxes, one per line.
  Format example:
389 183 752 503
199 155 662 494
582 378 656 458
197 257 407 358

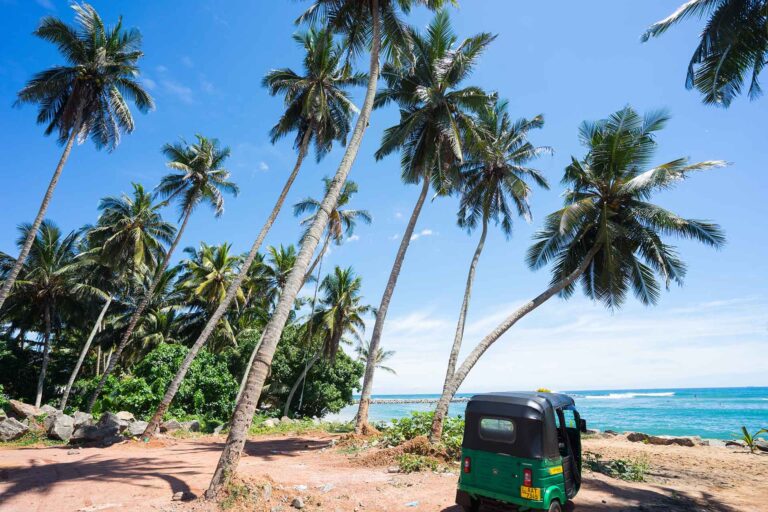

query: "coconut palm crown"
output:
263 27 367 160
15 3 154 148
641 0 768 106
374 10 495 192
155 135 239 219
458 99 551 236
527 106 727 309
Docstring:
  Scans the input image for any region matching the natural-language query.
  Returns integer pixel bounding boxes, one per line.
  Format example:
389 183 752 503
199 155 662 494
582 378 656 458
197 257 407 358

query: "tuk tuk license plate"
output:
520 486 541 500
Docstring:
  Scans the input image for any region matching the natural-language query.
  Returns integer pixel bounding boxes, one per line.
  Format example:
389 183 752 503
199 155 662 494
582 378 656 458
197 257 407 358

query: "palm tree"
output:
429 106 727 440
0 3 153 311
641 0 768 106
355 10 494 433
436 99 550 422
207 1 451 496
141 22 363 441
294 177 372 280
283 266 371 417
356 340 397 375
86 136 237 411
0 221 103 407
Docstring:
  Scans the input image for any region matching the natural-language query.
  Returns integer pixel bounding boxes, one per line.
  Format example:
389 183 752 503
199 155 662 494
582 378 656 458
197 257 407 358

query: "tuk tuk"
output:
456 392 586 512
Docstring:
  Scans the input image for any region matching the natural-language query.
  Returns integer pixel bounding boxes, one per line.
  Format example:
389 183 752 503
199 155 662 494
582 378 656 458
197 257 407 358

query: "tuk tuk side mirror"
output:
579 418 587 433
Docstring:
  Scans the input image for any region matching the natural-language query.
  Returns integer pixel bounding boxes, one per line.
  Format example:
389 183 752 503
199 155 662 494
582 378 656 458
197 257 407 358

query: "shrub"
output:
380 411 465 459
0 384 8 412
397 453 439 473
739 426 768 454
584 451 649 482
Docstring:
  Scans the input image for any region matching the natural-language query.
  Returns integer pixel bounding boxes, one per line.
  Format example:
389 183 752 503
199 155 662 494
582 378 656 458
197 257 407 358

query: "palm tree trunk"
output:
85 200 195 411
437 218 488 401
60 295 112 411
35 305 52 408
283 351 321 418
96 345 101 376
0 118 81 312
141 127 315 439
354 175 430 433
205 3 382 498
234 332 264 404
428 245 601 442
303 231 332 282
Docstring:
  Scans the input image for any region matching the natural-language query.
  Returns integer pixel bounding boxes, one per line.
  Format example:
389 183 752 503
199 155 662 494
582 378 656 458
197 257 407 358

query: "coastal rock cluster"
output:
0 399 199 444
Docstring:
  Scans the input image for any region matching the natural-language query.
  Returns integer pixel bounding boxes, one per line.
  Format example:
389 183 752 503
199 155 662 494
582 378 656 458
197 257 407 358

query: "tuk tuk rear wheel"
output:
461 498 479 512
547 500 563 512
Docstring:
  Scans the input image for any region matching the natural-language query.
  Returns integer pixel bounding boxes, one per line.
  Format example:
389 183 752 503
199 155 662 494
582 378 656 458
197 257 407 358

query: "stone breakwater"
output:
352 397 471 405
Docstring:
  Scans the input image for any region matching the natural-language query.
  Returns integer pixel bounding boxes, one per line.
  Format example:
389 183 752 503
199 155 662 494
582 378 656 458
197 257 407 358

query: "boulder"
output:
160 419 182 432
263 418 279 428
725 440 745 448
97 412 126 432
40 404 58 416
72 411 93 429
754 438 768 453
280 416 294 425
0 417 29 441
43 412 62 430
9 399 41 419
213 424 224 435
626 432 649 443
115 411 135 423
46 414 75 442
180 420 200 432
126 420 148 438
291 497 304 509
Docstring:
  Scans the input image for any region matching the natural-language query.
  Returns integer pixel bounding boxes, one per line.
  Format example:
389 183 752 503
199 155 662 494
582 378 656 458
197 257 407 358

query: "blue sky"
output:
1 1 766 393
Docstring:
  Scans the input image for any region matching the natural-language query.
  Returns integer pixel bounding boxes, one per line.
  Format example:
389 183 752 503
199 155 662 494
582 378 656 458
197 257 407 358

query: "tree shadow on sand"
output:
439 476 741 511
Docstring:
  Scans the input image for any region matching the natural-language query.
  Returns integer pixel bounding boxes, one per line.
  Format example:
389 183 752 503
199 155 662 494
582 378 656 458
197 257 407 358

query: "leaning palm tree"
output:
641 0 768 106
429 106 727 440
207 0 451 496
283 266 371 417
86 136 236 410
0 221 102 407
356 340 397 375
0 3 153 311
294 177 372 280
437 99 550 414
355 10 494 433
140 22 362 441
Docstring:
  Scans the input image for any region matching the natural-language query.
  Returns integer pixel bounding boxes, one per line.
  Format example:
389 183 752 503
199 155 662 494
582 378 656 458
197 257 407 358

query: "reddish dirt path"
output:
0 434 765 511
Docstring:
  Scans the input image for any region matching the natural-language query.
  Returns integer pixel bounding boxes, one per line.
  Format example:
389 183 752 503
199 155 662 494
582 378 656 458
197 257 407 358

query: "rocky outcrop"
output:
126 420 149 437
180 420 200 432
626 432 696 447
8 400 40 419
0 417 29 441
160 419 182 432
754 439 768 453
72 411 93 429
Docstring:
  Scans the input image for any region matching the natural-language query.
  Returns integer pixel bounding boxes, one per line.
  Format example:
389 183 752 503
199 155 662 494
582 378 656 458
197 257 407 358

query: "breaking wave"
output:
580 392 675 400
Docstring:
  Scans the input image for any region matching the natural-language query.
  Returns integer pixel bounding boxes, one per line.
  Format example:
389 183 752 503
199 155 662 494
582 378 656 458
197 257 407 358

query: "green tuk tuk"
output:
456 392 586 512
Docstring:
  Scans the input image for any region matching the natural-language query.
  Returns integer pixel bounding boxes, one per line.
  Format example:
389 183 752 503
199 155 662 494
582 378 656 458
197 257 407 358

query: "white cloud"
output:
156 65 168 73
371 296 768 394
181 56 194 68
388 233 400 241
410 228 434 241
395 211 403 219
200 79 215 93
347 234 360 242
141 77 157 90
35 0 54 10
161 80 194 104
258 161 269 171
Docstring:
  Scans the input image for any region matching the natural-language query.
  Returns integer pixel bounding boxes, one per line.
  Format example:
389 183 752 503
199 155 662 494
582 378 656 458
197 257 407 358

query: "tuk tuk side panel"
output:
458 448 566 509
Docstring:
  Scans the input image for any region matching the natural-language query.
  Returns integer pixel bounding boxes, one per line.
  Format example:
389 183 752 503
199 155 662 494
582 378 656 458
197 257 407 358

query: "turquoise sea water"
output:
327 387 768 440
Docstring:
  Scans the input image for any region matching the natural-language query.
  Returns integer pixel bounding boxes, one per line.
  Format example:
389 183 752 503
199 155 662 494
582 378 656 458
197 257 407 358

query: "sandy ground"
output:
1 433 766 512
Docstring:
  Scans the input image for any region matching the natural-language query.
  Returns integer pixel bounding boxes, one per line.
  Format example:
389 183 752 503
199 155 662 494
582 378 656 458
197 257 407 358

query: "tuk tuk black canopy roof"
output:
462 392 576 459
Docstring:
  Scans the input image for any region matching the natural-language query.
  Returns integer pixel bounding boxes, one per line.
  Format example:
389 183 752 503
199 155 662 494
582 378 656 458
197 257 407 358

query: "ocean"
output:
327 387 768 440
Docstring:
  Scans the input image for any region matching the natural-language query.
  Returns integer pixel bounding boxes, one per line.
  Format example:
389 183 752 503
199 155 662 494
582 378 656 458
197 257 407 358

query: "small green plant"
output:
379 411 465 459
584 451 649 482
397 453 439 473
0 384 8 413
738 426 767 454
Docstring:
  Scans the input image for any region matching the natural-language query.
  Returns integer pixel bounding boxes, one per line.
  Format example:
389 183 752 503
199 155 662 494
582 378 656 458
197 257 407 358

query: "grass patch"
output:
248 416 354 436
2 430 67 448
585 451 650 482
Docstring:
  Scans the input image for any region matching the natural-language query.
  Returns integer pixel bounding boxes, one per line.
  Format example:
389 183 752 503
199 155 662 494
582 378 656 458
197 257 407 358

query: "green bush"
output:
0 384 8 412
71 344 237 424
397 453 439 473
380 411 465 459
584 451 649 482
